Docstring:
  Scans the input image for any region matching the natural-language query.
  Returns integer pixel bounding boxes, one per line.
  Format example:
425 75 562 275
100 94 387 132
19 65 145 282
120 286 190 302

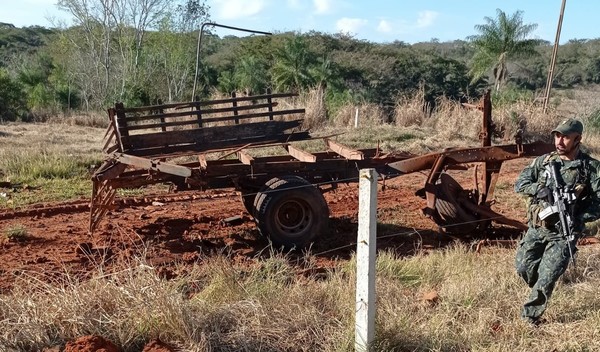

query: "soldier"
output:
514 118 600 325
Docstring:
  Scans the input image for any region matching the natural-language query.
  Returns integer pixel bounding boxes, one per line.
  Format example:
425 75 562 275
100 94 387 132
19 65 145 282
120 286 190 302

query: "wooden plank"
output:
286 144 317 162
120 101 280 123
119 92 298 113
102 118 114 140
102 129 117 153
125 119 304 150
116 153 192 177
325 138 365 160
109 107 126 153
105 144 120 154
93 161 127 182
119 108 303 131
266 87 274 121
198 154 207 169
89 180 116 232
129 131 312 157
195 98 203 128
217 143 252 161
232 91 240 124
201 158 352 176
237 149 254 165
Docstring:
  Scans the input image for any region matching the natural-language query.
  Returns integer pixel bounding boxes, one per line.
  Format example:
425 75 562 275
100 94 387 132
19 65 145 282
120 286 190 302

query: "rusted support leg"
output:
423 155 447 217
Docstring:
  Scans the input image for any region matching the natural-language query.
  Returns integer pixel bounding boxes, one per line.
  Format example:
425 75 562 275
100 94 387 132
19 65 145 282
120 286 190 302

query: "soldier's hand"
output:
536 186 551 200
574 183 586 198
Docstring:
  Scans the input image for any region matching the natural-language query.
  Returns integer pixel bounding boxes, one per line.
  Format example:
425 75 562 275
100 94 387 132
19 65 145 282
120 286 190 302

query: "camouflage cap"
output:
551 118 583 135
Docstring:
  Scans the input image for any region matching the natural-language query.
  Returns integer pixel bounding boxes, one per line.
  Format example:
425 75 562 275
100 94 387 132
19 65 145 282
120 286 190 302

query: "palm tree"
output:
468 9 543 91
272 36 315 92
233 56 268 96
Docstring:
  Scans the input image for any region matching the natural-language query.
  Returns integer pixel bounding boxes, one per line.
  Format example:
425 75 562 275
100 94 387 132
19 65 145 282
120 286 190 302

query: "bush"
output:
491 86 534 107
0 69 27 121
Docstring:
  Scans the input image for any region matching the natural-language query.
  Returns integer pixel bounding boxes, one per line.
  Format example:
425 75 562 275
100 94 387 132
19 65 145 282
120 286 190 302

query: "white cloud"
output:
416 10 438 28
287 0 302 9
313 0 333 15
377 19 392 33
336 17 368 34
213 0 267 20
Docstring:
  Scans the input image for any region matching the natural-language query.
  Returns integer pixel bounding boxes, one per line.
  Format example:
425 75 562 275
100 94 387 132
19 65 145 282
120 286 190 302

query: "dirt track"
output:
0 159 531 293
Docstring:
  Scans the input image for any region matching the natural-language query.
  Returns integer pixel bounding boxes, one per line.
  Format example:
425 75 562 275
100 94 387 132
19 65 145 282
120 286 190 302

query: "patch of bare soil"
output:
141 339 176 352
0 159 532 293
63 335 119 352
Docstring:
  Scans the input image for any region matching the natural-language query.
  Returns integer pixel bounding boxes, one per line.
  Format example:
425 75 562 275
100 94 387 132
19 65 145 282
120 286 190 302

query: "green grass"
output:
3 224 28 242
0 149 98 182
0 177 91 208
0 147 101 208
0 150 95 207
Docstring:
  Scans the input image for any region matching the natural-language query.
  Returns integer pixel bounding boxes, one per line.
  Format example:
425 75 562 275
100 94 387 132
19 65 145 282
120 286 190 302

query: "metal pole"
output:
191 23 272 101
543 0 566 114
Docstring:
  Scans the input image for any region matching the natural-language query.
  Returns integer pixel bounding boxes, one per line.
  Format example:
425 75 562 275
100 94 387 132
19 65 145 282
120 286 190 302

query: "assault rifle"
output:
538 160 577 265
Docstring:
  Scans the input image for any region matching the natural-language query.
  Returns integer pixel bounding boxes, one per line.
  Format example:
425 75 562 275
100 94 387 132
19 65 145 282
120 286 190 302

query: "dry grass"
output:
3 244 600 351
2 88 600 350
0 252 352 351
0 122 104 161
0 122 105 207
46 111 109 128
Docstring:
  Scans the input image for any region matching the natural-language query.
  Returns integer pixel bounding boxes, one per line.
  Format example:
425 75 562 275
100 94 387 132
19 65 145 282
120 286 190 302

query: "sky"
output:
0 0 598 44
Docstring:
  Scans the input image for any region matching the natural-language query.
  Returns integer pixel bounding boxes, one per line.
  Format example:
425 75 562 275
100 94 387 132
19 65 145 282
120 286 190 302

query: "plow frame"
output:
387 91 554 233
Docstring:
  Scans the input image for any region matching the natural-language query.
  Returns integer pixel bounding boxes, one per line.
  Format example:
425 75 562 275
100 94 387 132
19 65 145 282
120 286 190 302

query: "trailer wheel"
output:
240 178 281 217
254 176 329 249
240 189 256 215
434 173 478 234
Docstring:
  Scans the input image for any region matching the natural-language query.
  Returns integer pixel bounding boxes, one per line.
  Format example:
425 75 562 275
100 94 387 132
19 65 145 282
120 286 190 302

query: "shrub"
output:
0 69 27 121
4 224 28 242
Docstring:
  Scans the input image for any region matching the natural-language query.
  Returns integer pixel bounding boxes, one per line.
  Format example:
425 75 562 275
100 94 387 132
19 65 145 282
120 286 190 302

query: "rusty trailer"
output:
90 90 554 248
90 91 416 248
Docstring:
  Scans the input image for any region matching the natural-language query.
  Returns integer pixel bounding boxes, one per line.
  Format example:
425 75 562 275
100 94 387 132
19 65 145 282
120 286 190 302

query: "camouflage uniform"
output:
514 138 600 322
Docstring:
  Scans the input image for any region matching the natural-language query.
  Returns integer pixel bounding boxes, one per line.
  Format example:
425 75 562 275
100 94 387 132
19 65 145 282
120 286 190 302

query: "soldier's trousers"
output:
514 226 577 320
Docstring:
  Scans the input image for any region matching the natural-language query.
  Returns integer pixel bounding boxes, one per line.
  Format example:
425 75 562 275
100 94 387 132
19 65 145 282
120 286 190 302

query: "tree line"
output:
1 1 600 122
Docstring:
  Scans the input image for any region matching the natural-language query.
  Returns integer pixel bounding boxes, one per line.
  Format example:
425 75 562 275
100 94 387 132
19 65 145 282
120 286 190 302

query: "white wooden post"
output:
354 107 359 128
355 168 377 351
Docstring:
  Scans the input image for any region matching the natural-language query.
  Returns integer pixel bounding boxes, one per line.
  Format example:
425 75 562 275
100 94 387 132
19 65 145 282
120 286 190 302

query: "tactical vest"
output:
527 151 590 229
537 152 589 192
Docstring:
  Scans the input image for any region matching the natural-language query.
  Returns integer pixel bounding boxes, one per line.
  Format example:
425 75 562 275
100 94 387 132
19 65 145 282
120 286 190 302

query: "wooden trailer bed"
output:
90 92 412 248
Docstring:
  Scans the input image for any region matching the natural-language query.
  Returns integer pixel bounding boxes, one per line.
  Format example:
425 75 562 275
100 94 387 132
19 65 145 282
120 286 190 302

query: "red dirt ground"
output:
0 159 533 294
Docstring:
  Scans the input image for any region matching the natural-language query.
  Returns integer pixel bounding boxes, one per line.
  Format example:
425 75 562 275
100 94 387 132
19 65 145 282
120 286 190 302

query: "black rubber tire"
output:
254 175 329 249
434 173 478 234
241 177 280 218
240 178 282 217
240 188 256 215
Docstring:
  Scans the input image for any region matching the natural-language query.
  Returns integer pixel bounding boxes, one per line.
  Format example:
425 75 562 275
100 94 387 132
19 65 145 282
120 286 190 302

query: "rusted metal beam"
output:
480 90 495 204
387 141 555 174
459 199 527 231
424 155 447 216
